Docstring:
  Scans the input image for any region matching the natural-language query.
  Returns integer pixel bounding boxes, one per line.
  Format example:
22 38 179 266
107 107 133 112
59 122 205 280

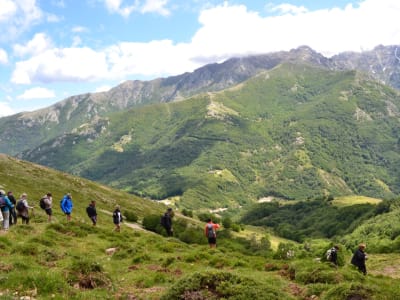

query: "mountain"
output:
18 62 400 209
1 45 400 156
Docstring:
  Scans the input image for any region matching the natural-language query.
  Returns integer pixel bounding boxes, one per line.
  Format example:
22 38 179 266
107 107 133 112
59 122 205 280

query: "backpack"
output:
207 223 216 238
0 196 6 208
39 197 47 210
16 200 25 211
326 248 335 261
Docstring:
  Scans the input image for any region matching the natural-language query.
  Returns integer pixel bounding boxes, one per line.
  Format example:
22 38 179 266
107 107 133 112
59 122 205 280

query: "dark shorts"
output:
208 237 217 245
45 208 52 216
65 212 71 216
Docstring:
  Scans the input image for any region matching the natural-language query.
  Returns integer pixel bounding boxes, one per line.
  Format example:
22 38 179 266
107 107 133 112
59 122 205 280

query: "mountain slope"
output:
20 63 400 209
1 45 400 156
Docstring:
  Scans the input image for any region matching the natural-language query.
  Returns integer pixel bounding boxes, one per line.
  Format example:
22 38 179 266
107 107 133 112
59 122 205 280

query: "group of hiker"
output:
327 243 368 275
160 207 221 248
0 190 124 232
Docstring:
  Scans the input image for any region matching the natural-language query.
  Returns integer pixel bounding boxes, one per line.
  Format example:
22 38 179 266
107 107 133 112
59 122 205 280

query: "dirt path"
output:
99 209 145 231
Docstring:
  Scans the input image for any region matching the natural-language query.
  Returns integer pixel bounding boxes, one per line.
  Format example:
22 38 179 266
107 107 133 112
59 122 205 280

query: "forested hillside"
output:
20 63 400 209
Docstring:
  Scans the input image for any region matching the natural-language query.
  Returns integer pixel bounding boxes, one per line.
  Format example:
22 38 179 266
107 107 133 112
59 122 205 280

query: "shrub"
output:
124 210 138 222
323 282 374 300
142 214 163 234
181 209 193 217
161 271 294 300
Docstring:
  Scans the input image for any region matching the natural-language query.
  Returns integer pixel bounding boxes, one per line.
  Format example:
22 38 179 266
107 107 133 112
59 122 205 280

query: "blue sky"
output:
1 0 399 116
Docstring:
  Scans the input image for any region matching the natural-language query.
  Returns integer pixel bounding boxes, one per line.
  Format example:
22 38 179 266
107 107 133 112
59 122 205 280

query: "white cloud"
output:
0 0 44 42
103 0 140 17
0 48 8 64
267 3 308 15
0 101 14 117
10 0 400 86
17 87 56 100
72 26 89 33
12 47 109 84
94 85 111 93
103 0 170 17
13 33 53 57
141 0 170 16
0 0 17 22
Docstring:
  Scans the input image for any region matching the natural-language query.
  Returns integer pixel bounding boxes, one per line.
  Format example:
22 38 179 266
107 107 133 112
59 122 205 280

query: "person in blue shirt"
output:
0 190 14 231
60 193 73 221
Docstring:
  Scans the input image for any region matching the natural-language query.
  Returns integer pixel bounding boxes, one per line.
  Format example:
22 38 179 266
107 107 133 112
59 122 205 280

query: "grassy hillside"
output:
21 63 400 210
2 156 400 299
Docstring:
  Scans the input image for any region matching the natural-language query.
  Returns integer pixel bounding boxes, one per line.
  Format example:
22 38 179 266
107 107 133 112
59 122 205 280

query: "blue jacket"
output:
60 195 73 214
0 196 14 212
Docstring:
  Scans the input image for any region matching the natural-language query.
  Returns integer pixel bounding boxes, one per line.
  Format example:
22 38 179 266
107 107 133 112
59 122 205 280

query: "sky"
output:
0 0 400 117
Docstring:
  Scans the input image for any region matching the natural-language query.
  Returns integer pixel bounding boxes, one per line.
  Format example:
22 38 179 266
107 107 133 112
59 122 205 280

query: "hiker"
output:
42 193 53 222
351 243 367 275
327 245 340 266
16 193 33 224
86 200 97 226
205 218 220 248
0 190 14 231
7 191 17 226
113 205 123 232
161 208 173 236
60 193 73 221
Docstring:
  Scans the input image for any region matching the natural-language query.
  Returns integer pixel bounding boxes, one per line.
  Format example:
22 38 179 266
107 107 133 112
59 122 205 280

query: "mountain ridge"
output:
1 44 400 155
18 62 400 209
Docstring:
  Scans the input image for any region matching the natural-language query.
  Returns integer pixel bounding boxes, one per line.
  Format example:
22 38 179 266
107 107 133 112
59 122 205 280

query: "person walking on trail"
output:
7 191 17 226
42 193 53 222
16 193 34 224
60 193 73 221
161 208 174 236
351 243 368 275
86 200 97 226
0 190 14 231
327 245 340 266
205 218 220 248
113 205 123 232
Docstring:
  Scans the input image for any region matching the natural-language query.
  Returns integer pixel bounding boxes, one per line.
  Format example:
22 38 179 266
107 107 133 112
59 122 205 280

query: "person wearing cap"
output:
351 243 368 275
7 191 17 226
0 190 14 230
16 193 33 224
60 193 73 221
112 205 123 232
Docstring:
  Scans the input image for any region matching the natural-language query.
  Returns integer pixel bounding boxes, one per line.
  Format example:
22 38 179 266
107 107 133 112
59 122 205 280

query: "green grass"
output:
2 155 400 299
332 195 382 207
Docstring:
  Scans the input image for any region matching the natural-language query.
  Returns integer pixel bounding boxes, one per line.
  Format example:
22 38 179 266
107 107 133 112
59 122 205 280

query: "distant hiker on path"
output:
161 208 174 236
205 218 220 248
7 191 17 226
327 245 340 266
0 189 14 231
42 193 53 222
113 205 123 232
16 193 33 224
86 200 97 226
60 193 73 221
351 243 367 275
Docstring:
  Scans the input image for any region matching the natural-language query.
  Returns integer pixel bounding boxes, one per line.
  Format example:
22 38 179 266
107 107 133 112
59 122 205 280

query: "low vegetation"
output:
1 154 400 299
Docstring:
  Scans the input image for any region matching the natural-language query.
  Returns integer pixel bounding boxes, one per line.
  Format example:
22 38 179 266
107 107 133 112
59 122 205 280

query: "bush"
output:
124 210 138 222
181 209 193 217
323 282 374 300
142 214 163 234
161 271 294 300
